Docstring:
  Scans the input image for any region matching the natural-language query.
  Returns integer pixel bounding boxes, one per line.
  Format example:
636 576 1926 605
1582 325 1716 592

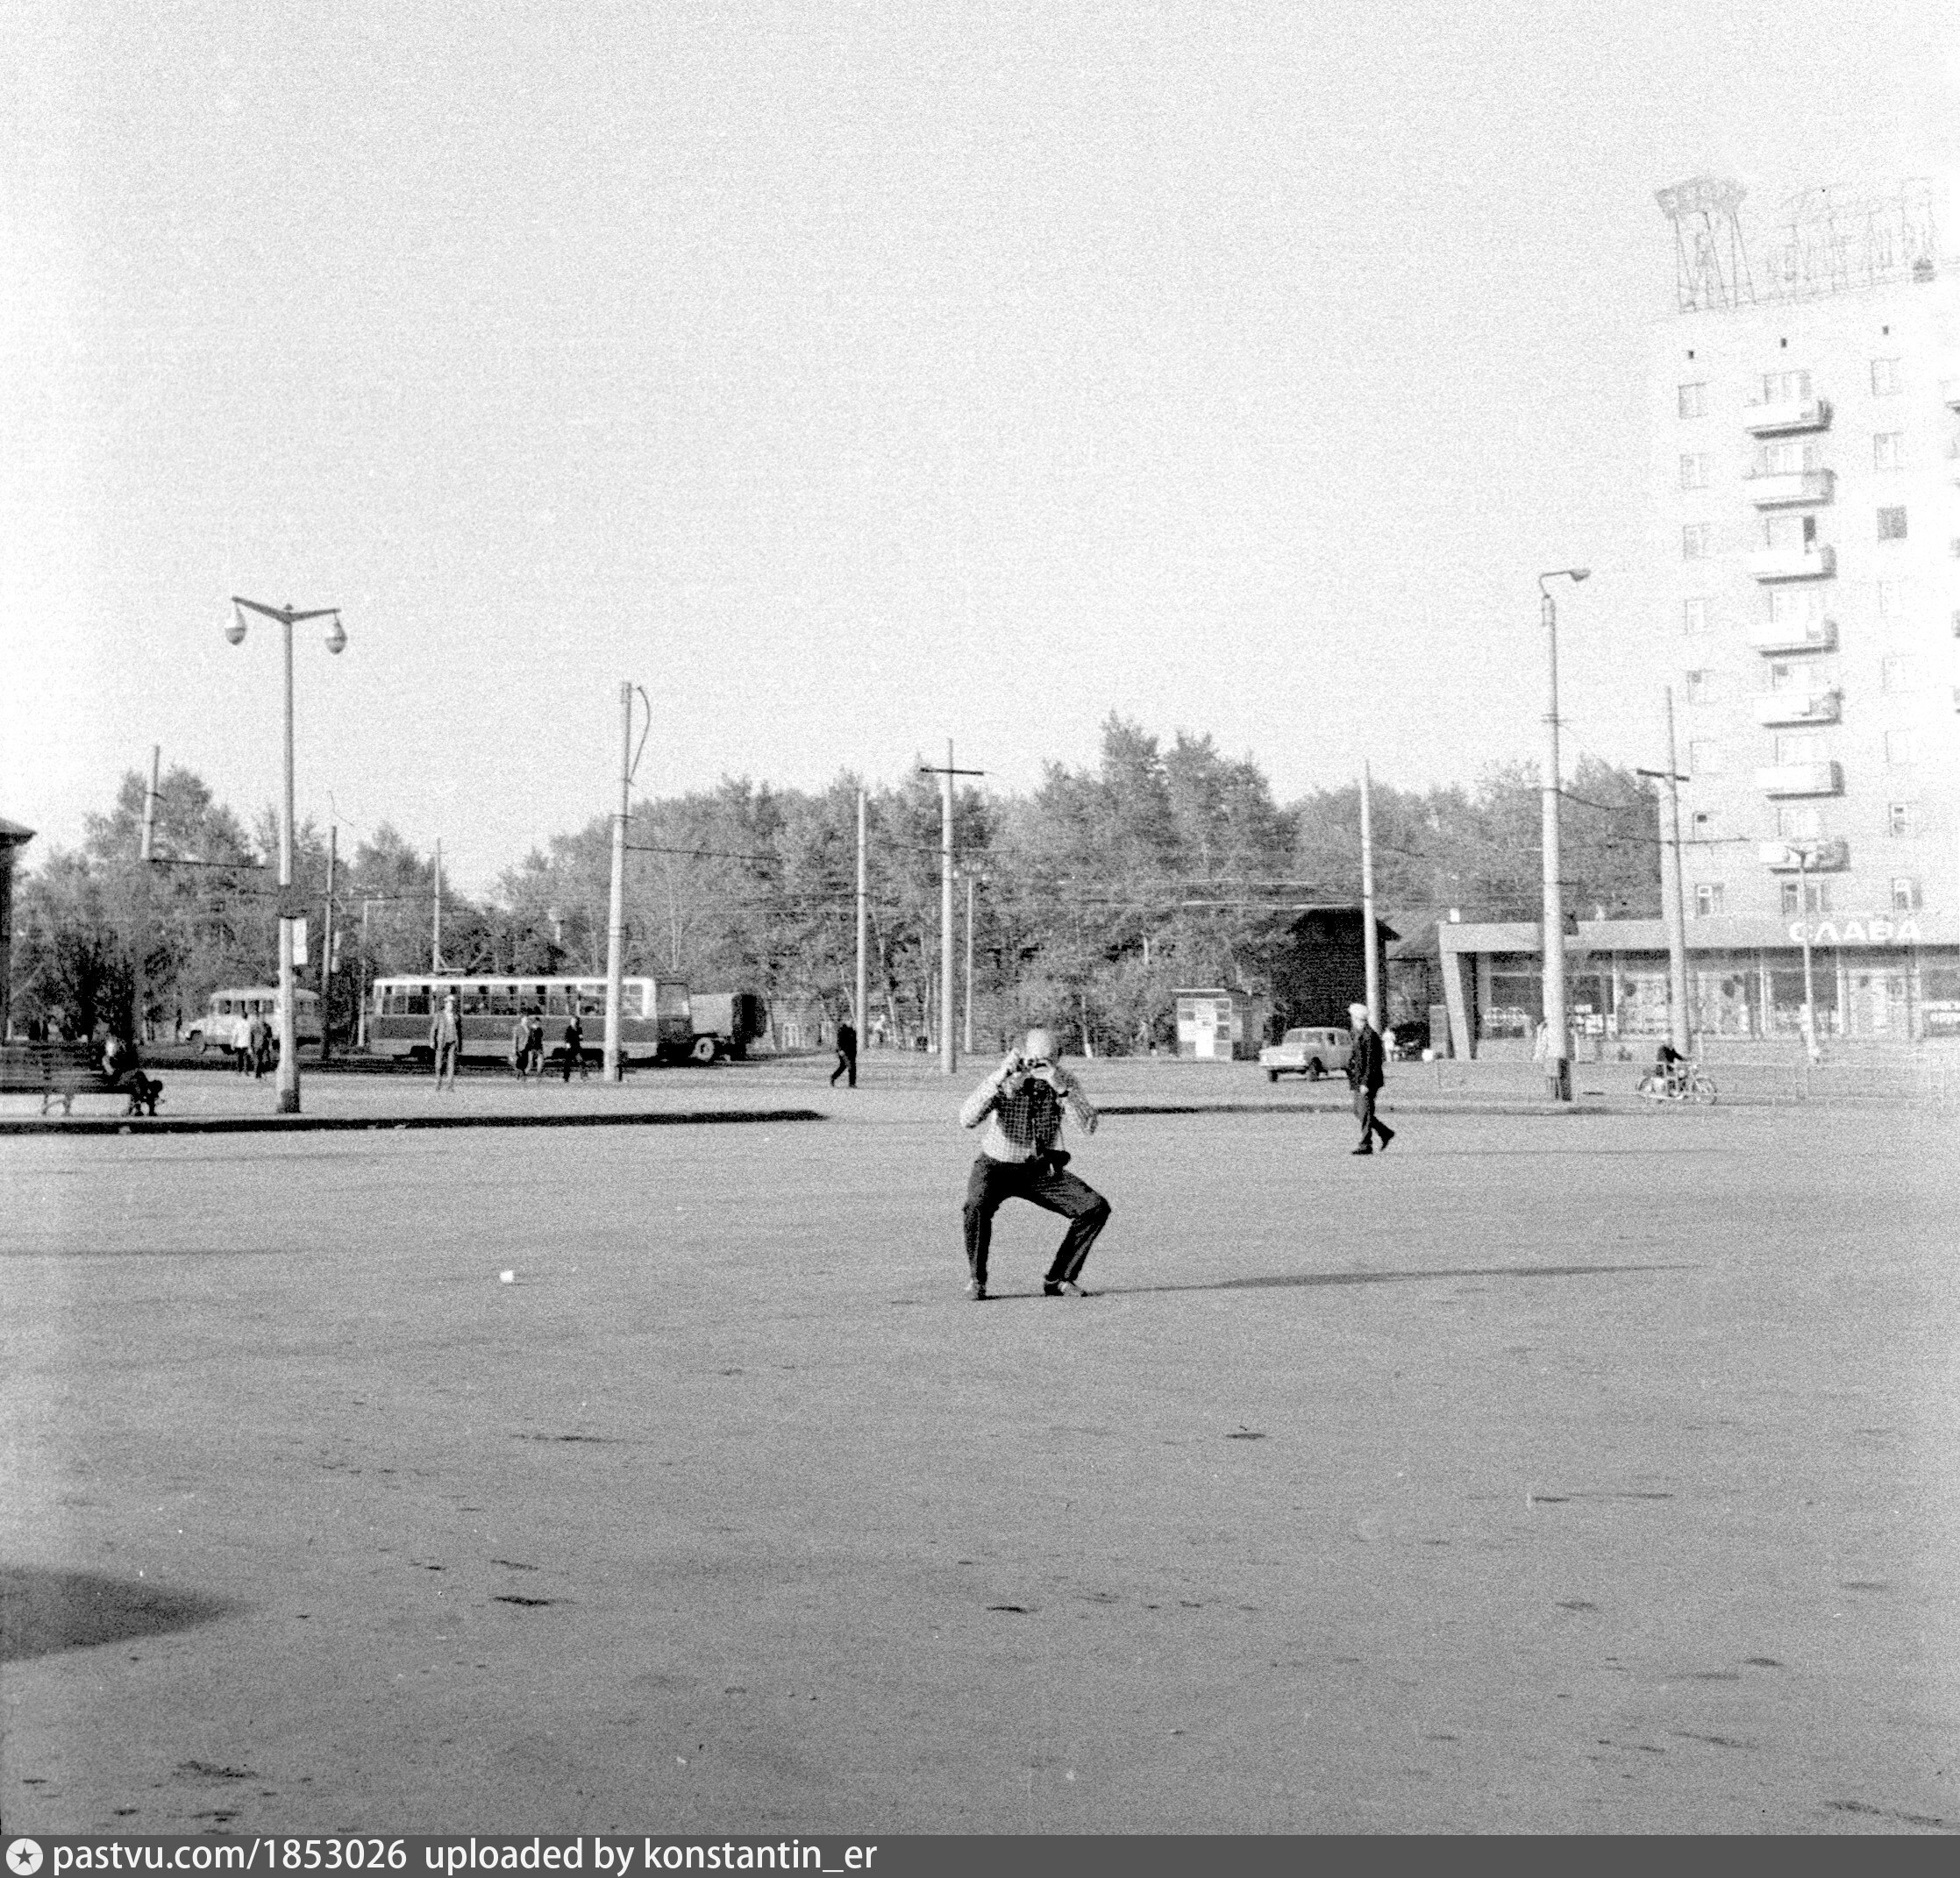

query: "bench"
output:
0 1042 163 1117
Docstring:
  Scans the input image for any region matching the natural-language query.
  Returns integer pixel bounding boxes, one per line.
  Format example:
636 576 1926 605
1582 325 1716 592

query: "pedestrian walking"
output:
957 1026 1110 1301
1346 1001 1394 1156
561 1002 586 1082
510 1010 530 1078
430 993 461 1090
830 1016 858 1088
524 1009 545 1078
232 1011 253 1073
247 1011 271 1079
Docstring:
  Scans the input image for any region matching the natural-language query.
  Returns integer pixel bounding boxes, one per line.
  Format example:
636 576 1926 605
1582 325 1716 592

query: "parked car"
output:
1258 1026 1353 1082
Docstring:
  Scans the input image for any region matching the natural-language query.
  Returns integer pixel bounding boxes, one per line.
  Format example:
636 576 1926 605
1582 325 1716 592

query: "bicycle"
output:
1635 1064 1717 1104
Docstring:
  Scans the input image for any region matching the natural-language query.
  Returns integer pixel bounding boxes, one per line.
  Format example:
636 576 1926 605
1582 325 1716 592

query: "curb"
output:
0 1106 827 1139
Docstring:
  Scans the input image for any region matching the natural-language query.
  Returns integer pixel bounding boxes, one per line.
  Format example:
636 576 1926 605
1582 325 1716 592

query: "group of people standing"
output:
424 995 591 1090
229 1010 274 1078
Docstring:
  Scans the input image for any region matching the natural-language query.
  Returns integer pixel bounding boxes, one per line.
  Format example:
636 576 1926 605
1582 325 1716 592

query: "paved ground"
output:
3 1069 1956 1833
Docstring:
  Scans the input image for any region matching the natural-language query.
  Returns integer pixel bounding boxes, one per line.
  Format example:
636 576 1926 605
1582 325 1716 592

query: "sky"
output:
5 0 1956 893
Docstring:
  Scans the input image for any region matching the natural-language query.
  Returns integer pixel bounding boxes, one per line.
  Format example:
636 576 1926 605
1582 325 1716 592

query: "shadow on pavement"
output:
0 1564 235 1663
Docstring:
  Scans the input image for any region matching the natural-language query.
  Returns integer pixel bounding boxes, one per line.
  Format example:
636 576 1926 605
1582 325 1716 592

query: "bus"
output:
187 987 324 1056
364 975 692 1067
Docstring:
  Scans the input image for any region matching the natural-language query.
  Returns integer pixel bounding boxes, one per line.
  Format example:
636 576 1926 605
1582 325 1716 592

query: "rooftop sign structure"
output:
1657 174 1942 311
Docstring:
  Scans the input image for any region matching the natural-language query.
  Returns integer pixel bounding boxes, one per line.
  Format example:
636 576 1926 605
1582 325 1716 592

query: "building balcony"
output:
1745 468 1835 509
1759 839 1850 871
1746 544 1835 581
1747 617 1836 653
1752 689 1841 726
1744 396 1831 436
1944 379 1960 411
1755 761 1843 797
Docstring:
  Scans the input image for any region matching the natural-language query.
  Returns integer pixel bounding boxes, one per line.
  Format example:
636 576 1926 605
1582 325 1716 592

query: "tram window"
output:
405 986 431 1016
487 984 516 1015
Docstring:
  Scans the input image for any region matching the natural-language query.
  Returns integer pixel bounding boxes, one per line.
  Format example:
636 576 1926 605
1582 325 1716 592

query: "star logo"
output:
7 1842 45 1877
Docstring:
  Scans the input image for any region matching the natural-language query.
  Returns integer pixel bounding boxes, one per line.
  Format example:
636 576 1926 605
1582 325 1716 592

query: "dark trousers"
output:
962 1154 1111 1289
830 1048 857 1087
1353 1085 1392 1148
562 1044 583 1083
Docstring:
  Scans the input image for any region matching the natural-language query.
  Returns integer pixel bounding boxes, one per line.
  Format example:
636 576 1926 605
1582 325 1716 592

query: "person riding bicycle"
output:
1654 1041 1686 1096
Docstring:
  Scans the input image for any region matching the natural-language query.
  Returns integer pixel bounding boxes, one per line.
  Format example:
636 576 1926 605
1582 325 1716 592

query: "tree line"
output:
9 716 1662 1051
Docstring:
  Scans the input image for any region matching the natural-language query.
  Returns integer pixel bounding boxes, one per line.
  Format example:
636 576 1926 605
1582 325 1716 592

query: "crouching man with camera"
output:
957 1026 1110 1302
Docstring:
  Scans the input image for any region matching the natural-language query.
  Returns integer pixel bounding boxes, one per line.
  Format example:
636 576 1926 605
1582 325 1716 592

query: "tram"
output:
365 975 692 1066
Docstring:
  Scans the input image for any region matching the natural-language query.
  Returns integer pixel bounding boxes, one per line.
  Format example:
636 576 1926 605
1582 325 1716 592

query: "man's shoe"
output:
1043 1279 1091 1297
1378 1127 1394 1152
1351 1145 1373 1156
966 1279 987 1301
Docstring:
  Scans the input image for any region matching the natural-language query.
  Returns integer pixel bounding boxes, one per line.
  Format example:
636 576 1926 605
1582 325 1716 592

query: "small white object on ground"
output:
500 1270 516 1284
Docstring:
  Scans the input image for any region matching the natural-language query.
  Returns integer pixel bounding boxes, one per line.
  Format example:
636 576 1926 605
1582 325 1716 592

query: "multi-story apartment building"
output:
1441 180 1960 1055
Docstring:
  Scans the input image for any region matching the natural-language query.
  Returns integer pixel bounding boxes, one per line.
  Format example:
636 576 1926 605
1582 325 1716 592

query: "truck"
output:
688 991 767 1063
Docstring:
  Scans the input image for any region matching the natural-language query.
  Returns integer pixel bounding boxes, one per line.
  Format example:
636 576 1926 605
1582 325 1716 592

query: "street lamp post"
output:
1537 567 1590 1101
1793 843 1821 1063
228 596 346 1113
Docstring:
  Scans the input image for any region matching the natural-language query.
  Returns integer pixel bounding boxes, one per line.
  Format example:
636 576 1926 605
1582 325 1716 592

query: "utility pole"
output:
136 743 160 1043
918 743 984 1076
1537 568 1590 1100
1359 760 1380 1031
603 681 631 1082
963 870 978 1055
1795 846 1821 1063
1638 691 1692 1060
320 822 337 1063
432 839 443 973
854 787 868 1047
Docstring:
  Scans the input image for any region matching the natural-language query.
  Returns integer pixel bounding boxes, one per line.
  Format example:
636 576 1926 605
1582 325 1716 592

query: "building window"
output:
1881 656 1914 693
1776 806 1823 839
1679 452 1709 491
1885 729 1917 765
1877 579 1914 620
1693 884 1725 917
1685 669 1711 704
1871 357 1902 395
1769 587 1827 628
1887 801 1914 837
1873 431 1905 470
1756 438 1819 474
1678 381 1707 418
1760 369 1811 403
1773 730 1826 764
1683 523 1713 560
1782 879 1830 915
1682 597 1711 635
1878 506 1908 541
1891 877 1921 912
1688 737 1722 777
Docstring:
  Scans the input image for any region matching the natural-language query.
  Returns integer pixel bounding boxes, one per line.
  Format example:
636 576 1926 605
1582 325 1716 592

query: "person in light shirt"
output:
957 1027 1110 1301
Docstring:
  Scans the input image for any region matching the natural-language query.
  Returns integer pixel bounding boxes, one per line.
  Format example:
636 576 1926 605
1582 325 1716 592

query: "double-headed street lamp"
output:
228 596 346 1113
1538 567 1590 1100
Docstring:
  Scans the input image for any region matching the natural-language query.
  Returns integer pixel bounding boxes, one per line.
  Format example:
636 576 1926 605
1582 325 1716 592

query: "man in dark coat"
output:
830 1017 858 1088
1345 1001 1394 1156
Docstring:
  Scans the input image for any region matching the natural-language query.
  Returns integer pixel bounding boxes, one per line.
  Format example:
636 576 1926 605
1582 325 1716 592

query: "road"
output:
3 1070 1956 1832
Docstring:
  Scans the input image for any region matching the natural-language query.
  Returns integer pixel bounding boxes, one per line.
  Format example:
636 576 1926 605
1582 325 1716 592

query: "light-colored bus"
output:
365 976 692 1067
187 987 324 1056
